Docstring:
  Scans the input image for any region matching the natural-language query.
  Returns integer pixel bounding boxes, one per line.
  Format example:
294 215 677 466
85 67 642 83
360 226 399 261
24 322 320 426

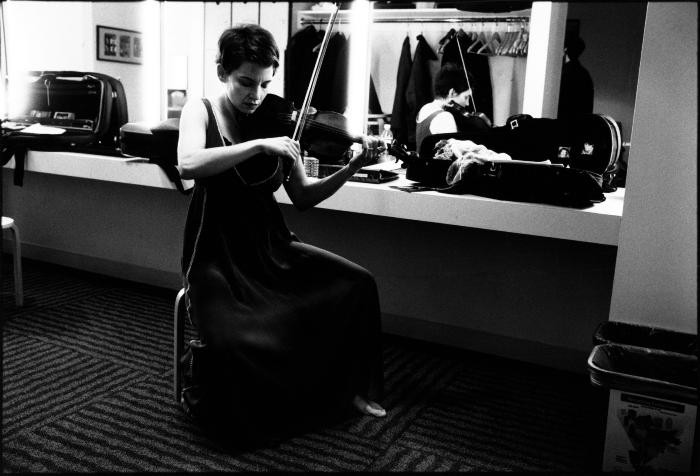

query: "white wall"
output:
166 1 289 109
162 1 205 114
4 1 92 116
3 1 148 122
91 1 149 123
567 2 646 143
2 1 289 123
4 1 92 74
609 2 697 334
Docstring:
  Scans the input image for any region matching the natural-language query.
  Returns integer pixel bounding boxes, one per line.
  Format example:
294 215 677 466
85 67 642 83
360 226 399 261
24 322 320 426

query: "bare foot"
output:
352 395 386 417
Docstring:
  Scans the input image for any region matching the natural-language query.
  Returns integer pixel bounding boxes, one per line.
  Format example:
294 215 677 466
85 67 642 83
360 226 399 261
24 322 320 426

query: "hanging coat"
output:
390 35 413 147
558 59 594 118
368 76 382 115
284 25 321 110
311 32 347 113
405 35 437 150
327 33 350 114
441 30 494 124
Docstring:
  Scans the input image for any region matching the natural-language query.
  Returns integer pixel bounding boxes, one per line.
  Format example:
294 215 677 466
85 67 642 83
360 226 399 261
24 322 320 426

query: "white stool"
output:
2 216 23 306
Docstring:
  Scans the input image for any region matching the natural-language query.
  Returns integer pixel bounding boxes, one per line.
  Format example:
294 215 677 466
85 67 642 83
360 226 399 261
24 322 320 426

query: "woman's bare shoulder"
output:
181 97 207 116
429 110 458 134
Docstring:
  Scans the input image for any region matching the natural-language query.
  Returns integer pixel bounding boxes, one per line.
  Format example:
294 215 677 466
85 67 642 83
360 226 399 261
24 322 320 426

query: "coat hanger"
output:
460 29 475 56
490 30 502 55
437 29 455 55
467 23 484 52
496 24 512 55
475 31 490 54
505 28 522 55
506 26 520 56
457 28 473 44
439 28 456 46
476 34 491 55
512 26 528 56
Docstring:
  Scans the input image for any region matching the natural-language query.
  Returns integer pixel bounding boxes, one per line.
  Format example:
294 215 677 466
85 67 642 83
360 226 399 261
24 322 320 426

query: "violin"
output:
443 29 494 130
243 93 363 167
442 101 493 129
237 3 369 186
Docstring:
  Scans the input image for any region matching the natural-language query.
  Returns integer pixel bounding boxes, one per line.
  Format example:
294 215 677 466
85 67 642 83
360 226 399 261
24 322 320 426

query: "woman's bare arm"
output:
283 136 381 211
177 99 300 180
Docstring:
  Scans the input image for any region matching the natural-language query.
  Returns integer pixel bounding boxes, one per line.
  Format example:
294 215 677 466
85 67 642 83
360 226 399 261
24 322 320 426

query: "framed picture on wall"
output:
96 25 142 64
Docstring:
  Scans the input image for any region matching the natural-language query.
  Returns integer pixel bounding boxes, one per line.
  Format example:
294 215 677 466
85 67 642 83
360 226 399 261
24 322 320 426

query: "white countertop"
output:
4 150 623 245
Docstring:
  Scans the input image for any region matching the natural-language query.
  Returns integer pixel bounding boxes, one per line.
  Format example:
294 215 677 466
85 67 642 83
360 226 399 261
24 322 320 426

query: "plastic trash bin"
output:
588 343 698 473
593 321 698 355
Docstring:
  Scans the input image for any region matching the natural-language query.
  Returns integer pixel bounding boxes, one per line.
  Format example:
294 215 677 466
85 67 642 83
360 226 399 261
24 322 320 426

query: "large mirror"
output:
2 1 645 151
1 1 157 122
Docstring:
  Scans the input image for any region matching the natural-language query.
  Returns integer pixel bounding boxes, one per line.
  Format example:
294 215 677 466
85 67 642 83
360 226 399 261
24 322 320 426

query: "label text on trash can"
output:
602 389 697 473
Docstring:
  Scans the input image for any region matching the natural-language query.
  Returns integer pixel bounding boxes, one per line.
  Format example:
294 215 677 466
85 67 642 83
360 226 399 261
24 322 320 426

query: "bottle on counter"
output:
379 124 393 162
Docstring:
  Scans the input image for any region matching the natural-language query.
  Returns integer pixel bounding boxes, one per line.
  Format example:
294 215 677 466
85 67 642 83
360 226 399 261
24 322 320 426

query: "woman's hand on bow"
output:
262 136 301 162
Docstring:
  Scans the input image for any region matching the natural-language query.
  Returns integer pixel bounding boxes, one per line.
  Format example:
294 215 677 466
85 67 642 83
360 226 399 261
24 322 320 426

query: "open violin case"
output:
404 113 623 208
1 70 128 185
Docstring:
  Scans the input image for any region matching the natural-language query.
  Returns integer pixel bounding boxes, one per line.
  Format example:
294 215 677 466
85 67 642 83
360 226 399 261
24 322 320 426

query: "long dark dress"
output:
180 98 384 442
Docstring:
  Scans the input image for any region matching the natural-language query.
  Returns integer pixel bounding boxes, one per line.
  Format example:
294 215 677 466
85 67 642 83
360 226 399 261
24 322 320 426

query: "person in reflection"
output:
557 34 594 118
176 24 386 445
415 62 489 153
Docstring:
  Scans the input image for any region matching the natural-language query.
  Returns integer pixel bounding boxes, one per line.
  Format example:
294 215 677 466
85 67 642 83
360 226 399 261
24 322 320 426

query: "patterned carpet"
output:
2 257 605 472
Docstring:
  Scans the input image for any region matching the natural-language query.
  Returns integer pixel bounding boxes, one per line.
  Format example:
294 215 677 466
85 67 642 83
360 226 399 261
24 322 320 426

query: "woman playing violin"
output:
415 62 484 153
177 24 385 445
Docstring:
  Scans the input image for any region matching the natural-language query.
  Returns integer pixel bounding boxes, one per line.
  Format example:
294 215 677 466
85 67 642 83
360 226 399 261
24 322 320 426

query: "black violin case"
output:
405 113 623 208
119 119 189 193
120 119 179 165
1 71 128 185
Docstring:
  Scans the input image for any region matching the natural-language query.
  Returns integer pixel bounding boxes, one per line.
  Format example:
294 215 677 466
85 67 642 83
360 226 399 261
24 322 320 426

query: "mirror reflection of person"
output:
415 63 488 153
177 24 386 443
558 35 594 118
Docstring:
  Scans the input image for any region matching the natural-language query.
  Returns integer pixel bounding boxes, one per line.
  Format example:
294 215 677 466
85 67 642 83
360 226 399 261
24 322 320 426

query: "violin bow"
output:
286 3 341 181
454 31 478 114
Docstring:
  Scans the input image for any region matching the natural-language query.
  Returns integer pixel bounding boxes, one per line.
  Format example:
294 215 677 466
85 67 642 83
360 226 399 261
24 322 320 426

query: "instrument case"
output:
119 118 188 193
4 70 128 150
119 119 179 165
1 71 129 185
405 113 623 207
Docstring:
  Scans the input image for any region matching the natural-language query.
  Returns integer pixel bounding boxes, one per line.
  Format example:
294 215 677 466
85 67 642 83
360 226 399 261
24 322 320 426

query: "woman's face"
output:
448 88 472 108
219 61 275 114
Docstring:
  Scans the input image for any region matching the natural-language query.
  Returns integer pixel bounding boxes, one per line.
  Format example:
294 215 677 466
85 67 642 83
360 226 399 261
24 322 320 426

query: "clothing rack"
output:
298 8 530 27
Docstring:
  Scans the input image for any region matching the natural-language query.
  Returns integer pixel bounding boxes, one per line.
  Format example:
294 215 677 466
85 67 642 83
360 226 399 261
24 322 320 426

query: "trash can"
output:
587 343 698 473
593 321 698 355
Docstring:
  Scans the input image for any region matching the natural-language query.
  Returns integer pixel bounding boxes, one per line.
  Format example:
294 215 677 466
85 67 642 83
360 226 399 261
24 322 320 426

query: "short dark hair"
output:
434 62 473 98
565 35 585 60
216 24 279 75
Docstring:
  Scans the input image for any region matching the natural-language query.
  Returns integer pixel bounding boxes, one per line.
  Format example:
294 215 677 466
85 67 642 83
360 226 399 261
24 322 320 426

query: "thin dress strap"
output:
200 97 280 188
201 98 230 148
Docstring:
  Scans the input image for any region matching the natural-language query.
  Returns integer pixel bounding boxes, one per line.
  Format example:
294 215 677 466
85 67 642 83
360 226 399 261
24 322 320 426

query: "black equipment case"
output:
1 71 129 185
119 118 179 166
4 70 128 149
405 113 623 208
118 119 190 194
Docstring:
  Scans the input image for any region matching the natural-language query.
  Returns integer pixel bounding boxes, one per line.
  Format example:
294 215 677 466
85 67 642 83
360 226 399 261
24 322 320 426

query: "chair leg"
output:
173 288 185 403
9 223 23 307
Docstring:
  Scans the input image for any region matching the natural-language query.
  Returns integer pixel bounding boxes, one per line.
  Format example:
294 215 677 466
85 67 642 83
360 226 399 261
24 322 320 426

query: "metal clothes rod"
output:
300 16 530 25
